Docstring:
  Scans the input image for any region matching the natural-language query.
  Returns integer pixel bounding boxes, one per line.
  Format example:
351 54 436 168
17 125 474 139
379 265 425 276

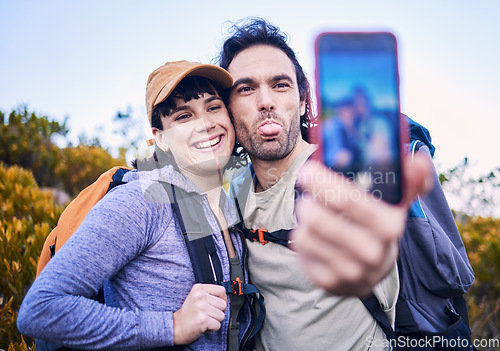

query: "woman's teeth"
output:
194 135 221 149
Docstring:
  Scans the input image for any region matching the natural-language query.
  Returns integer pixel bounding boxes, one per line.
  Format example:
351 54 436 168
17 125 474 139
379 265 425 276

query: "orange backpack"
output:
36 166 131 277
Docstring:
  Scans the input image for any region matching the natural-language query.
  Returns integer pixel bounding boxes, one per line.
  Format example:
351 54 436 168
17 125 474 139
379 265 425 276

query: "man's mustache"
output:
258 110 282 124
228 110 283 125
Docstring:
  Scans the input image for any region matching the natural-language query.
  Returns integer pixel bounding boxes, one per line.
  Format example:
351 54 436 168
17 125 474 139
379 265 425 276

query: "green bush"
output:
0 163 63 349
0 108 67 190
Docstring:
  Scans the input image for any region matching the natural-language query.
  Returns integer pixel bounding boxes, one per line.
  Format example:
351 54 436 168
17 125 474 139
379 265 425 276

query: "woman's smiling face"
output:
153 92 235 176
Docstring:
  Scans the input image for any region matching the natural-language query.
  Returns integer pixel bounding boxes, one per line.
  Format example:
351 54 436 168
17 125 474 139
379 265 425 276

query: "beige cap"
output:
146 60 233 125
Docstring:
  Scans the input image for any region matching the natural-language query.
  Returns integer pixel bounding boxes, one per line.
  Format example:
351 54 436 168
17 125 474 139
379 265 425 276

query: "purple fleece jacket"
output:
17 165 247 350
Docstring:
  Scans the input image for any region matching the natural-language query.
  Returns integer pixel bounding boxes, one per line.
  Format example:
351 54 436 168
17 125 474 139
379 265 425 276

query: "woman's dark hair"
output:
151 76 221 130
216 17 314 143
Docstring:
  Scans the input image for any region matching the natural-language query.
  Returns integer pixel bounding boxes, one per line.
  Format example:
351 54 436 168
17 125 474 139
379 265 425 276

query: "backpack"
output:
363 129 475 351
233 115 475 351
34 154 264 351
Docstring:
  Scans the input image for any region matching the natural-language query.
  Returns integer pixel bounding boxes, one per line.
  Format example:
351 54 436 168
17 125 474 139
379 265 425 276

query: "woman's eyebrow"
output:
168 105 190 117
204 95 223 103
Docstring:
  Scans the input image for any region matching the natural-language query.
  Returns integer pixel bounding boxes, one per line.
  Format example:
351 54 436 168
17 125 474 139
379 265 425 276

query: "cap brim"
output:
155 64 233 108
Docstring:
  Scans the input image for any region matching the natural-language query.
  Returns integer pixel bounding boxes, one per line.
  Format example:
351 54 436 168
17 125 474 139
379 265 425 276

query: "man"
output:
218 18 432 350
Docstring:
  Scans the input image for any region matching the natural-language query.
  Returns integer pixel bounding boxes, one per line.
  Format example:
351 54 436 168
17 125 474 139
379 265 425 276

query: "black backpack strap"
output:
107 168 130 191
221 279 260 295
238 225 291 247
163 183 265 295
35 340 73 351
162 183 223 284
164 182 266 349
234 195 292 247
232 168 302 248
452 295 470 329
233 227 266 350
361 294 400 351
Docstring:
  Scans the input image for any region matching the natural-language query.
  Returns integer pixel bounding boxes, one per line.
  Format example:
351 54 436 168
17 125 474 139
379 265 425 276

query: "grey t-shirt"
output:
238 145 398 351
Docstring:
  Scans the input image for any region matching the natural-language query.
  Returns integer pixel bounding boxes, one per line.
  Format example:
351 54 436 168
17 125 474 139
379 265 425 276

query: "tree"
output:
439 160 500 348
0 107 68 189
55 145 125 197
112 107 149 165
439 158 500 218
0 107 126 197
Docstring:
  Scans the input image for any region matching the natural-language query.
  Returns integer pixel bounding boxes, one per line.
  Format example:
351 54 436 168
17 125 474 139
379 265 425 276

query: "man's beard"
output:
236 111 301 161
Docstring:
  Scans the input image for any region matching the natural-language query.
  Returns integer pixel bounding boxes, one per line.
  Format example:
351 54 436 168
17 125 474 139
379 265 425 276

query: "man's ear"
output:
299 99 306 117
152 127 169 152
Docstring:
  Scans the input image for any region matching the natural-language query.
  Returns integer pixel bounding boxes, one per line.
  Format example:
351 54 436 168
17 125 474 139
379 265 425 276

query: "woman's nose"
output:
194 116 216 133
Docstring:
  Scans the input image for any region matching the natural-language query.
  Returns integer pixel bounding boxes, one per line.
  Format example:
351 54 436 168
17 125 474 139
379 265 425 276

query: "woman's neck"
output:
178 166 235 257
178 167 224 216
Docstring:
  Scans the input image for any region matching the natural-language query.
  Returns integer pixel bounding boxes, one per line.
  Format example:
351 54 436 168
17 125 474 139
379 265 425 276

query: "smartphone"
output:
313 32 404 204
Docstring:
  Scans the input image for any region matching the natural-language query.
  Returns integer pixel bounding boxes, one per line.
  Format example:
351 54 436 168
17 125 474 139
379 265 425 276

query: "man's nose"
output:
257 87 276 112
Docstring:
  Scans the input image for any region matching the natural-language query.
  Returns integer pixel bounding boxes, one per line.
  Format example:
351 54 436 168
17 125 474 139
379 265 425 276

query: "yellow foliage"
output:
54 145 126 196
459 216 500 346
459 216 500 298
7 334 31 351
0 164 63 348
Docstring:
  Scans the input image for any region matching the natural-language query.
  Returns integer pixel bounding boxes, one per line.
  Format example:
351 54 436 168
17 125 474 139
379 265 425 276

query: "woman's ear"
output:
152 127 169 152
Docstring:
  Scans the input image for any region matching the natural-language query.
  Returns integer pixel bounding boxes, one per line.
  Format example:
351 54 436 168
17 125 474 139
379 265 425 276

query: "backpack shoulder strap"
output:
233 166 303 247
36 166 131 277
163 182 264 292
162 183 224 284
163 182 266 348
361 294 400 351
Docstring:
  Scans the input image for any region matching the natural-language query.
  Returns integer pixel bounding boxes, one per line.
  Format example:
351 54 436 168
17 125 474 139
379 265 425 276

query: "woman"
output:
18 61 256 350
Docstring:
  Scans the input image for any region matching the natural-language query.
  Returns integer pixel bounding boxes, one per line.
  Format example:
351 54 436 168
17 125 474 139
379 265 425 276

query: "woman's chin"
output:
184 155 230 175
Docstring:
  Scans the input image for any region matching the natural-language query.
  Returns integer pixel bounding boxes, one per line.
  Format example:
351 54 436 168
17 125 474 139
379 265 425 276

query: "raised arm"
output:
291 153 433 296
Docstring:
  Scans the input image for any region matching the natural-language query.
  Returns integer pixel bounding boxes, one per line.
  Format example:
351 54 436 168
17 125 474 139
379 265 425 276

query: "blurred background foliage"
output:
1 107 127 349
1 164 63 350
0 107 499 349
458 216 500 346
0 108 126 198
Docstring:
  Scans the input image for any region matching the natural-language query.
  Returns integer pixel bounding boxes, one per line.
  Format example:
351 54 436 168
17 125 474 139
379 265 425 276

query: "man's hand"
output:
291 154 433 296
173 284 228 345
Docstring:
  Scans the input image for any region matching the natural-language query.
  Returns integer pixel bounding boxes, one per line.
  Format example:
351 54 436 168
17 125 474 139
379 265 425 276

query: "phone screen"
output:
315 32 403 204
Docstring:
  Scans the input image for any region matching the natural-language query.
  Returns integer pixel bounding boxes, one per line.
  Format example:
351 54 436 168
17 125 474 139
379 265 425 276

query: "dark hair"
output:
217 17 314 142
151 76 222 130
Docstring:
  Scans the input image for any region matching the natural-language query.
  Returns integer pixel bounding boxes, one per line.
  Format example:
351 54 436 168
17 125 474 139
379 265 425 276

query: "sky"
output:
1 0 499 198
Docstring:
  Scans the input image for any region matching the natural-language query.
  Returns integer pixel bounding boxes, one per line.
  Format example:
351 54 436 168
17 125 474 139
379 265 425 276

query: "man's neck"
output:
251 138 309 192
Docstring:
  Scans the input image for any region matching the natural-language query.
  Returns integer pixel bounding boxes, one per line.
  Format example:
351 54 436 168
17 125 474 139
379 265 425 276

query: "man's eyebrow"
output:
232 77 255 88
271 74 294 83
232 74 294 89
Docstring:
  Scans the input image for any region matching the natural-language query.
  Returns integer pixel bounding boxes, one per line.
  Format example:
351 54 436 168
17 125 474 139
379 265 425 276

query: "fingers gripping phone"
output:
313 32 404 204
